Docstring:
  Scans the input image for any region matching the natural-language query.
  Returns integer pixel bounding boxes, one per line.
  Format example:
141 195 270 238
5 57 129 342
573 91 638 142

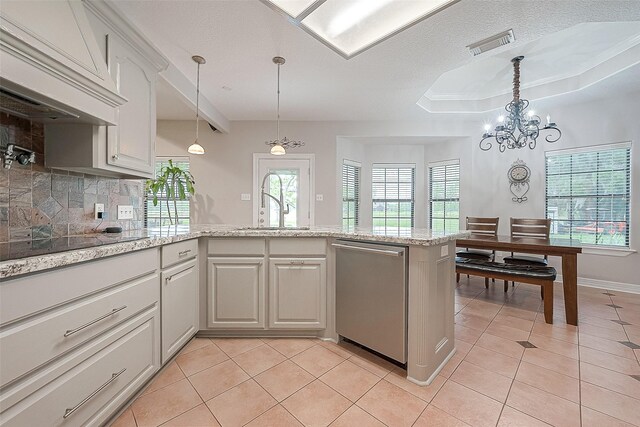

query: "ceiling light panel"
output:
263 0 459 58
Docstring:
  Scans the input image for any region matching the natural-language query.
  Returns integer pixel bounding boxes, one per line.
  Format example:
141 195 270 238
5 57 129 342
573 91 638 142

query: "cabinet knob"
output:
112 154 119 161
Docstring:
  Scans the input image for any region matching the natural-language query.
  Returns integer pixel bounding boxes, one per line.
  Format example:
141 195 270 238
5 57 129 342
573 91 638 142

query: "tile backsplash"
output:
0 113 145 242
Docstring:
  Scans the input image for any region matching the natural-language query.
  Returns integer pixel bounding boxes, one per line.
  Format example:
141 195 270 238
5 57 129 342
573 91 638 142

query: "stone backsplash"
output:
0 113 145 242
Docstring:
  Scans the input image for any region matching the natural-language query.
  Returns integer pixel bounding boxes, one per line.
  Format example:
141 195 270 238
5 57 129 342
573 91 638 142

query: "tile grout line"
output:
494 282 536 426
447 279 512 425
608 290 640 365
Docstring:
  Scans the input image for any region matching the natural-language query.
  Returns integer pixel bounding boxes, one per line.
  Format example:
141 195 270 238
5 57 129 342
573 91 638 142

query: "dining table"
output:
456 234 582 326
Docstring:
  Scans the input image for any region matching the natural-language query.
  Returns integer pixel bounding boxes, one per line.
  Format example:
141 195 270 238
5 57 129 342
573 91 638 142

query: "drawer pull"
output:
63 368 126 419
290 260 305 265
64 306 127 337
178 249 192 257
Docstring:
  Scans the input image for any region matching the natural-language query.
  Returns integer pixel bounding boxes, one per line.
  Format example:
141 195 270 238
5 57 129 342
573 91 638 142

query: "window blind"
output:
372 164 415 234
545 143 631 247
429 161 460 234
342 161 360 229
144 157 191 229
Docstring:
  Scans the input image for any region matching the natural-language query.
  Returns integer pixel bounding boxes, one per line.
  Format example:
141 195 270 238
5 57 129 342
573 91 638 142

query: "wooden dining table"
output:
456 234 582 326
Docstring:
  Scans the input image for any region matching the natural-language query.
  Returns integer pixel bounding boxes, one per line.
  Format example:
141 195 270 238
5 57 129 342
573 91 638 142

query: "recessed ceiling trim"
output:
260 0 326 21
261 0 461 59
419 22 640 113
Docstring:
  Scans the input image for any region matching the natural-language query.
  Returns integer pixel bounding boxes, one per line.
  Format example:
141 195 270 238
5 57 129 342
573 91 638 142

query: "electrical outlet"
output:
316 194 324 201
241 193 251 201
117 205 134 220
94 203 105 220
440 245 449 257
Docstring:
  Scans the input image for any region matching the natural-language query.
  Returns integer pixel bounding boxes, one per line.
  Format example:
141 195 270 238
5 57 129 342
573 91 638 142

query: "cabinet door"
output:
207 258 265 329
106 34 156 176
161 260 198 364
269 258 326 329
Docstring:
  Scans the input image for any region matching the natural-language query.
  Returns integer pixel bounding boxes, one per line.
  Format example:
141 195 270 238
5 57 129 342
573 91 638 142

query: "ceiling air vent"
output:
467 29 515 56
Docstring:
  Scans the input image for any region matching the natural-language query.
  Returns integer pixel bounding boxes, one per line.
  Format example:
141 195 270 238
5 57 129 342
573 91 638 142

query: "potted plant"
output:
145 159 195 226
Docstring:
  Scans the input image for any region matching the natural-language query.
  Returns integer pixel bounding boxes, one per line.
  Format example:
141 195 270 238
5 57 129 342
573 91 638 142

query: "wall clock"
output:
508 159 530 203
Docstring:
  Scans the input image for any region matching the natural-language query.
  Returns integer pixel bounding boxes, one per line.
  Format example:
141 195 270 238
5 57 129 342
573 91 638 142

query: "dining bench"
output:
455 257 557 324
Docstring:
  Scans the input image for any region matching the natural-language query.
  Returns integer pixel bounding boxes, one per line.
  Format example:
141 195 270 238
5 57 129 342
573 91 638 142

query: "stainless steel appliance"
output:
333 239 408 363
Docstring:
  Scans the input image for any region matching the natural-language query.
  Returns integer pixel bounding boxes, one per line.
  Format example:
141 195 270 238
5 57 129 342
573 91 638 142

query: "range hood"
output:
0 88 80 120
0 0 126 124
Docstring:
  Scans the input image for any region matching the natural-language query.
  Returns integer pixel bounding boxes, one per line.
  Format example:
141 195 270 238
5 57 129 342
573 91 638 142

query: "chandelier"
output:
480 56 561 152
265 56 305 155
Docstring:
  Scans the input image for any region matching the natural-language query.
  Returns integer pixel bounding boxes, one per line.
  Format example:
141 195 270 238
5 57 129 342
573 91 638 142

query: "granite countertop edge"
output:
1 226 470 279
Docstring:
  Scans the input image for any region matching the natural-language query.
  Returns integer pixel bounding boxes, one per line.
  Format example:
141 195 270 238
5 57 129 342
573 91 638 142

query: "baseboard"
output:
555 274 640 295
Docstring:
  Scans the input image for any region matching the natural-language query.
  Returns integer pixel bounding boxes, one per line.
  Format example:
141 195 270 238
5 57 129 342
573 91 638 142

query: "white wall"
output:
467 93 640 288
156 118 475 225
156 89 640 289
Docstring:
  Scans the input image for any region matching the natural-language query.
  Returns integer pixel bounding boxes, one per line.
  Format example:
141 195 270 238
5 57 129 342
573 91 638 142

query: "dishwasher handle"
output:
332 243 404 257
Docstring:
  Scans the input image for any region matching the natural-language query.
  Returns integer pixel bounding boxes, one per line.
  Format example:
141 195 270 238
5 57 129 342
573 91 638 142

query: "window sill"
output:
581 246 636 257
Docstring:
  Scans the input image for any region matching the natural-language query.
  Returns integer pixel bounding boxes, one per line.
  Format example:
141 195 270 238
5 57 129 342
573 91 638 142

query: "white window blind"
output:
545 143 631 247
429 160 460 234
342 161 360 229
372 164 415 234
145 157 191 229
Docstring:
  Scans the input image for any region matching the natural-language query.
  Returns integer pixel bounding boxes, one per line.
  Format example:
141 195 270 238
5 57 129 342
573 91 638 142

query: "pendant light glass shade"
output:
189 55 206 155
270 143 286 155
188 142 205 154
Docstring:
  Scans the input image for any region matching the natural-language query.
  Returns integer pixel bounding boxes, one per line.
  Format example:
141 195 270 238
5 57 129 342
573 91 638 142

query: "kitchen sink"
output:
236 226 311 231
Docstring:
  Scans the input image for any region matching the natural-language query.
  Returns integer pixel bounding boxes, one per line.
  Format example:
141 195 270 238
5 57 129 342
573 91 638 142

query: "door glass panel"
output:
268 169 299 227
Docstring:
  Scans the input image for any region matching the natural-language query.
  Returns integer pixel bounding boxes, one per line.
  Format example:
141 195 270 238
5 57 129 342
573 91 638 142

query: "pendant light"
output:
264 56 304 155
188 55 206 155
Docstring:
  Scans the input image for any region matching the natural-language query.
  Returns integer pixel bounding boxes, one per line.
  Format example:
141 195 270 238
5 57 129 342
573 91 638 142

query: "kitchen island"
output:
0 225 466 415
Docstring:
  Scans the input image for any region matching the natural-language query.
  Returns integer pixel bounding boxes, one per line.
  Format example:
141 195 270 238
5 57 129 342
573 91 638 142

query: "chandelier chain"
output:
512 58 520 101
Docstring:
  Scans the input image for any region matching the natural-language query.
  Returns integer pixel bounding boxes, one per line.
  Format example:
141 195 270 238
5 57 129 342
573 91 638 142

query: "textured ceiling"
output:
112 0 640 121
420 22 640 112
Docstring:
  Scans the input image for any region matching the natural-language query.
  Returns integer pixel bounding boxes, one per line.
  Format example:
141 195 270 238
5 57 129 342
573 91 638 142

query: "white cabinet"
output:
269 258 326 329
0 249 160 427
161 240 199 364
207 258 266 329
205 237 326 332
43 0 167 178
104 34 156 175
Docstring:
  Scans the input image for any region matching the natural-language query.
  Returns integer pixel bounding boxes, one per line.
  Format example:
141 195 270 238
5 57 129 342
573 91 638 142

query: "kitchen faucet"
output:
260 172 290 228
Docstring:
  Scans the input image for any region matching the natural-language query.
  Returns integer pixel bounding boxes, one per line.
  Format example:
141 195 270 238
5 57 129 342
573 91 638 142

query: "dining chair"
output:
456 217 499 288
503 217 551 293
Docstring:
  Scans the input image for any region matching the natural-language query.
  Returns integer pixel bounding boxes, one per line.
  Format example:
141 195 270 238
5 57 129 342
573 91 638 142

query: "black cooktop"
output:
0 235 147 262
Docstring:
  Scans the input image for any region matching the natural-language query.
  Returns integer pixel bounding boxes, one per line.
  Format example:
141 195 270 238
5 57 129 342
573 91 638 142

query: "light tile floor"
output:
111 278 640 427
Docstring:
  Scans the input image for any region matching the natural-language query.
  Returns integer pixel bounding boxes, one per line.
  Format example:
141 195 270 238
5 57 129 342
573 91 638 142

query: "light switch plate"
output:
94 203 105 220
117 205 134 220
316 194 324 201
440 245 449 257
241 193 251 201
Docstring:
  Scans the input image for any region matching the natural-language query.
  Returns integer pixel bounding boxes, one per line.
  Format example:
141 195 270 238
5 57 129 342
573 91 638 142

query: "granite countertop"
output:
0 225 469 279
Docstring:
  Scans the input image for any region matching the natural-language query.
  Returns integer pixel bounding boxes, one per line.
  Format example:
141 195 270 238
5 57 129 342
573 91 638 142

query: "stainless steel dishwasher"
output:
333 239 408 363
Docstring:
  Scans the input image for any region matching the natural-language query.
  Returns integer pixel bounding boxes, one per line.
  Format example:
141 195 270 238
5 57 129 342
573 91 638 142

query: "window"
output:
372 164 415 234
145 157 191 229
429 160 460 234
342 160 361 229
545 143 631 247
